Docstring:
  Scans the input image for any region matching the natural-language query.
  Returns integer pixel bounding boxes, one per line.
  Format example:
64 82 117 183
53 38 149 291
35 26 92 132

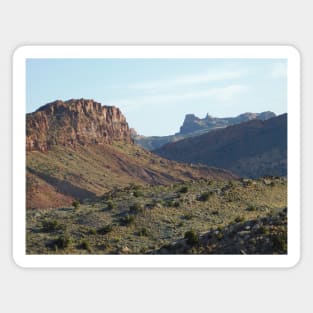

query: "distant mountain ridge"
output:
179 111 276 134
154 114 287 178
133 111 276 151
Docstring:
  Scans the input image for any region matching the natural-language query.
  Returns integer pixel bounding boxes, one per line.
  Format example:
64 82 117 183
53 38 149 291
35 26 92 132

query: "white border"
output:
13 46 300 268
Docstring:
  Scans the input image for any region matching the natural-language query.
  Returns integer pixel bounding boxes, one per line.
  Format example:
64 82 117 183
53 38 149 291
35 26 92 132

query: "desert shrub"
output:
259 226 270 235
133 190 144 197
212 210 219 215
184 230 200 246
198 191 213 201
177 221 184 227
72 200 80 210
106 200 116 210
53 234 71 249
97 224 113 235
173 201 180 208
163 199 180 208
41 219 61 232
120 214 135 226
249 238 257 246
271 232 287 253
79 239 91 251
234 216 245 223
246 205 257 212
129 202 143 214
179 186 188 193
183 213 193 220
216 232 224 240
137 227 149 237
88 227 97 235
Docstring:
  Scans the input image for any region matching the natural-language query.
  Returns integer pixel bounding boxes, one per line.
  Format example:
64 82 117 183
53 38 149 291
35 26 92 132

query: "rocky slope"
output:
26 99 236 209
133 111 276 151
154 114 287 178
26 177 287 254
152 208 287 254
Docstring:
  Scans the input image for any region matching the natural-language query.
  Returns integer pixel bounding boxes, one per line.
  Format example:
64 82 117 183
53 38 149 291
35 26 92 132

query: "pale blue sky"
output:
26 58 287 136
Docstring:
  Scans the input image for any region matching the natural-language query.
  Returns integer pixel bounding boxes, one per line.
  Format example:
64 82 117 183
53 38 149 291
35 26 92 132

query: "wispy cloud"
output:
110 69 245 93
109 84 249 111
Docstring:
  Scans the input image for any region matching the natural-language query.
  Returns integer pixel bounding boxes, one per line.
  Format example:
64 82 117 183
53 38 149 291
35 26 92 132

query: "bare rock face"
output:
26 99 133 151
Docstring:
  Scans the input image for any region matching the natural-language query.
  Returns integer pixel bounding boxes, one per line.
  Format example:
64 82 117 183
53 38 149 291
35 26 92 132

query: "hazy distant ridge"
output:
133 111 276 151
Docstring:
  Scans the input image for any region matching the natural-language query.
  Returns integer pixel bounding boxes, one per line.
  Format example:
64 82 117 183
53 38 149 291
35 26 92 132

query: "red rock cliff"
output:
26 99 133 152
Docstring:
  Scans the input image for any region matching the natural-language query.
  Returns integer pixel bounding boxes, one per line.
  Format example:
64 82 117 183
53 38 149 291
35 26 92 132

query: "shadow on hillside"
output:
27 167 98 201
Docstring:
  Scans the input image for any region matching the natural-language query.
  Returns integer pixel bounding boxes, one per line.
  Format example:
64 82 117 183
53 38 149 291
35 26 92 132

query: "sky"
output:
26 58 287 136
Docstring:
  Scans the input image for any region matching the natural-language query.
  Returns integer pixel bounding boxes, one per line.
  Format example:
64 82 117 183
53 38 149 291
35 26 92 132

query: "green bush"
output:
184 230 200 246
88 228 97 235
216 232 224 240
120 214 135 226
246 205 257 212
234 216 245 223
259 226 270 235
198 191 213 201
179 186 188 193
137 227 149 237
41 219 61 232
271 232 287 253
72 200 80 210
79 239 91 251
183 213 193 220
53 234 71 249
173 201 180 208
106 200 116 210
97 224 113 235
177 221 184 227
133 190 144 197
129 202 143 214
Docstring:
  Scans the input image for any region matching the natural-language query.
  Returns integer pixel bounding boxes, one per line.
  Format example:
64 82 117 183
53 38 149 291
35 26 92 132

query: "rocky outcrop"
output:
26 99 133 152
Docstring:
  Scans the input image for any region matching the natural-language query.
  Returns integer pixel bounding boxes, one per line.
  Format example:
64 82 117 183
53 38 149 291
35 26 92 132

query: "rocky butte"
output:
26 99 133 152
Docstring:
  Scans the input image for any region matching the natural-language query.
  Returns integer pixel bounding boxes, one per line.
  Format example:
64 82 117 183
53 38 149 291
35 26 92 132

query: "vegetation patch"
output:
26 178 287 255
184 230 200 246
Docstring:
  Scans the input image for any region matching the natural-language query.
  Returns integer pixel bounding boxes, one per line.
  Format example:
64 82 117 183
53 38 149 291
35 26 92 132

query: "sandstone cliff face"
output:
26 99 133 151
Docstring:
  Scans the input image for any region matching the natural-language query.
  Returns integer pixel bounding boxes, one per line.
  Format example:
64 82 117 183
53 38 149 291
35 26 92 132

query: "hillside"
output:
153 208 287 254
26 177 287 254
26 99 235 209
154 114 287 178
133 111 276 151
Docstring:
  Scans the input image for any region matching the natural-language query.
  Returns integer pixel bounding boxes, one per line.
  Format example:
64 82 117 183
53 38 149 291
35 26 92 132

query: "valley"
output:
25 99 288 255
